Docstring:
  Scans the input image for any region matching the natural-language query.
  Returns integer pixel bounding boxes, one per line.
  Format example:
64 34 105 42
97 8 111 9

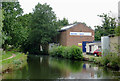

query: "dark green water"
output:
2 55 120 79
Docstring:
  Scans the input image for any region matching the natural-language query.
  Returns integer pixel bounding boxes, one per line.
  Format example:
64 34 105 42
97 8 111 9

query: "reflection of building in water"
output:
83 63 86 69
40 57 43 63
68 63 99 79
59 69 70 79
93 67 98 71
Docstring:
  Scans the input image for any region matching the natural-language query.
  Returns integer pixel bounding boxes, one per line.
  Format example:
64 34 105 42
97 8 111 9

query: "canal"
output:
2 55 120 79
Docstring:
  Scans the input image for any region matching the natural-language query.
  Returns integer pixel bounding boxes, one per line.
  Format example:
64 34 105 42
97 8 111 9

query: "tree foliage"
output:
57 18 69 27
95 13 117 41
25 3 59 54
1 2 69 54
0 8 4 48
2 2 29 49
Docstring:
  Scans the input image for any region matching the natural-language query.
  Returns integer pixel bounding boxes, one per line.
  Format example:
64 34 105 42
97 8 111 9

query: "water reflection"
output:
2 55 120 79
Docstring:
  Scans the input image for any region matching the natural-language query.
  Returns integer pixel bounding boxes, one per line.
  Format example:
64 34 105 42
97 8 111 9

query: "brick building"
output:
58 22 94 48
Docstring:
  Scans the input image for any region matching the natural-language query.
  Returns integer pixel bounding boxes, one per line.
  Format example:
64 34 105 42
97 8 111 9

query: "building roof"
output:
59 22 93 32
60 23 77 31
87 42 101 46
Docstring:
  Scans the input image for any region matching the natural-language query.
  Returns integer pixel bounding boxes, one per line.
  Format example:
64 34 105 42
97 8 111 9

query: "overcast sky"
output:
19 0 120 29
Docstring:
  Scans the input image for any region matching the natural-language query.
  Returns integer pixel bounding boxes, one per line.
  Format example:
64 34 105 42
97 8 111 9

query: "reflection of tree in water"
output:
49 58 83 73
27 55 66 79
98 67 120 79
90 64 118 79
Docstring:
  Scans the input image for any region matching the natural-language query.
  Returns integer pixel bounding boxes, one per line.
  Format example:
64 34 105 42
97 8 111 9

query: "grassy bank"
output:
84 53 120 70
0 51 27 73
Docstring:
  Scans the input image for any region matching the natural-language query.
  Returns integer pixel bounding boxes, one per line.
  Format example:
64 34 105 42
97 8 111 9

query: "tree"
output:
16 13 32 51
27 3 59 54
95 13 117 41
0 8 4 48
2 2 24 49
81 22 92 28
17 13 32 28
57 18 69 27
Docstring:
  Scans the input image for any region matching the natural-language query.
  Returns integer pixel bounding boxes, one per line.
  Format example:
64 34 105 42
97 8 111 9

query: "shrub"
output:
50 45 83 60
63 46 72 59
115 25 120 36
55 46 66 57
89 57 95 62
109 53 120 68
49 46 65 57
98 52 120 69
69 45 83 60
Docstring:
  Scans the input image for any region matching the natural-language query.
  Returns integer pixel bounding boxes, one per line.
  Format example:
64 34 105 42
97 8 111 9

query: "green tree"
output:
0 6 4 48
95 13 117 41
2 2 29 50
17 13 32 28
27 3 59 54
57 18 69 27
16 13 32 51
81 22 92 28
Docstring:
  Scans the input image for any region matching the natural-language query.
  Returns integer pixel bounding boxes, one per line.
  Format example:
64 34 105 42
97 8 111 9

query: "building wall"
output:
59 31 67 46
59 23 94 47
86 43 101 53
110 36 120 53
118 1 120 23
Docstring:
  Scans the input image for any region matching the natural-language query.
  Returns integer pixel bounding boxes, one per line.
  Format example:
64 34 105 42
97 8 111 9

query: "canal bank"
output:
0 51 27 74
49 45 120 70
83 53 120 70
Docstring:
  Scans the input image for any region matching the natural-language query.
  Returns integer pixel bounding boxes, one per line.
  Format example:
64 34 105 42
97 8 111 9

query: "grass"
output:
83 54 100 61
0 51 13 60
0 51 27 73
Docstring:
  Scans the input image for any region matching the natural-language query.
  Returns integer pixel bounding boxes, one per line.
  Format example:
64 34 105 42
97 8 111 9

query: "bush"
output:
69 45 83 60
49 46 66 57
109 53 120 68
97 52 120 69
49 45 83 60
62 46 71 58
115 25 120 36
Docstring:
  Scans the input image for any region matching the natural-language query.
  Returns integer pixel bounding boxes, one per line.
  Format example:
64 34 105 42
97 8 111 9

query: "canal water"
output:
2 55 120 79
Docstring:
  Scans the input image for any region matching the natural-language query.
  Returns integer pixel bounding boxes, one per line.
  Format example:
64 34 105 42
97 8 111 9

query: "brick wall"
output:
59 23 94 47
59 31 67 46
